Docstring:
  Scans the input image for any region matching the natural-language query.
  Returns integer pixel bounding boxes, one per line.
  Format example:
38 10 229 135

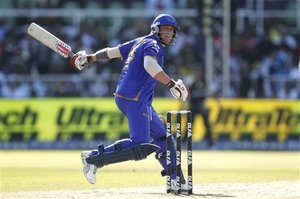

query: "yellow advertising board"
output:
0 98 299 142
0 98 177 141
204 99 300 142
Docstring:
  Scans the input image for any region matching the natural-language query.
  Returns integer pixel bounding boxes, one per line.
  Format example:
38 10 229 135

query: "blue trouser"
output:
97 97 176 178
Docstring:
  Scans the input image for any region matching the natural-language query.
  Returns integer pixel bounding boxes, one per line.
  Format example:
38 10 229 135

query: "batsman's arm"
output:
88 47 122 63
144 56 170 85
71 46 122 70
144 56 190 101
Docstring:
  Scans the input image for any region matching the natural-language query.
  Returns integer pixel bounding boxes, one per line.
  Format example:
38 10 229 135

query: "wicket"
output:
166 110 193 195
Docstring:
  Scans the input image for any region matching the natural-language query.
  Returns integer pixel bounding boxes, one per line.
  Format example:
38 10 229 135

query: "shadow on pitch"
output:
193 193 236 198
147 192 235 198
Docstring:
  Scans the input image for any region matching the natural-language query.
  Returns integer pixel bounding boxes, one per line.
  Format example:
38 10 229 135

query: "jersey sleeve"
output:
143 39 160 58
118 40 136 60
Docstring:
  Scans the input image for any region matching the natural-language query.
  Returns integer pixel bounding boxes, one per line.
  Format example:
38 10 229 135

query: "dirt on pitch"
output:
2 180 299 199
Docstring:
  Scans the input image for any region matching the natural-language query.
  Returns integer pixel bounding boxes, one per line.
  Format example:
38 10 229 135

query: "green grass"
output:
0 150 299 192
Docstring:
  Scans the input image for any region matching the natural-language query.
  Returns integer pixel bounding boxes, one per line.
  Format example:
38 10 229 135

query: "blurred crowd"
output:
230 22 300 99
0 0 299 99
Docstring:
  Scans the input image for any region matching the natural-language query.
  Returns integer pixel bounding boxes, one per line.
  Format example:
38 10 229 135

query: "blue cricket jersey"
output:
115 34 165 104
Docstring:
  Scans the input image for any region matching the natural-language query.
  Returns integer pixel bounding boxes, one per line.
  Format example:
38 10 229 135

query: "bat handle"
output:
68 51 74 58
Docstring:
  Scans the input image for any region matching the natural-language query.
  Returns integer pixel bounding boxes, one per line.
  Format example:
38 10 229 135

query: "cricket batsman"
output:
71 14 190 190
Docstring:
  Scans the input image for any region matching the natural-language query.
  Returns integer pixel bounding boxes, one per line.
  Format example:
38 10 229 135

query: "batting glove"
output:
166 79 190 101
71 50 90 70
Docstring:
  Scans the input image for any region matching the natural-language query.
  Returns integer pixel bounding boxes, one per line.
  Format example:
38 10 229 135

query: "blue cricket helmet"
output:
151 14 180 45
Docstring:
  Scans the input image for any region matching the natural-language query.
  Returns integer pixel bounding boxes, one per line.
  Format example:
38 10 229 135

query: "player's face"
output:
159 26 175 44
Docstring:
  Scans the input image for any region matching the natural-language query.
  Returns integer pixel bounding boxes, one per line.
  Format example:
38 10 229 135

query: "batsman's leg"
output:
86 139 160 167
81 97 158 184
81 139 159 184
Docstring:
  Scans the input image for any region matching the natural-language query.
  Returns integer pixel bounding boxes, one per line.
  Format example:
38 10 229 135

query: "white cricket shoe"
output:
81 151 97 184
171 179 189 192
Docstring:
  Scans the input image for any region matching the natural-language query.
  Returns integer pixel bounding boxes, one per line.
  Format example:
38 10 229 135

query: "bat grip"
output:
68 51 74 57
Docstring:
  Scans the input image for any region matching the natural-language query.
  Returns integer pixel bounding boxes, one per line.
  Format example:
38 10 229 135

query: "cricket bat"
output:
27 22 74 58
